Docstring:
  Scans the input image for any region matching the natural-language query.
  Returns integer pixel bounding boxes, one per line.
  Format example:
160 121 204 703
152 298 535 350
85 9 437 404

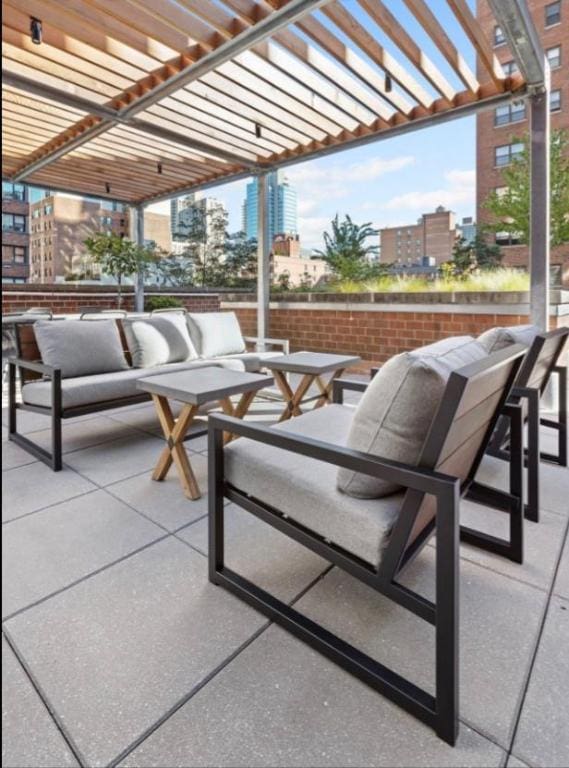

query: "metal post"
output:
257 172 270 352
529 89 550 330
130 204 145 313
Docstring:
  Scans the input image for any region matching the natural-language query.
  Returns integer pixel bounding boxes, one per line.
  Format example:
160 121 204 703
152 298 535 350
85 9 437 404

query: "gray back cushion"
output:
124 314 198 368
186 311 246 358
337 336 488 499
477 324 538 353
34 319 129 379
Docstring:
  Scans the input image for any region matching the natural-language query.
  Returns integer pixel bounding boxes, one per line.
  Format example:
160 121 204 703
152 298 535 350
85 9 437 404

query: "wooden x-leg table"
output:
136 367 273 500
264 352 361 423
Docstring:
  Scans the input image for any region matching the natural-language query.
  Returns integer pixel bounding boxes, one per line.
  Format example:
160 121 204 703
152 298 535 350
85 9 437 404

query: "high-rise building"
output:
170 194 195 240
242 171 298 241
143 211 172 253
457 217 477 245
28 195 129 283
476 0 568 283
175 196 227 254
378 206 458 265
2 181 30 283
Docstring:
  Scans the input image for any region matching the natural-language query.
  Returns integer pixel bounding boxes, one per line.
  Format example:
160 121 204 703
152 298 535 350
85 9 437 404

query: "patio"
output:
2 387 568 768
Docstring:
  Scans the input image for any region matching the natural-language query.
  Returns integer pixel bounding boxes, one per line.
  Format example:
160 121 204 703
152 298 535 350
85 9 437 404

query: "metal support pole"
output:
529 89 550 330
130 204 145 314
257 172 270 352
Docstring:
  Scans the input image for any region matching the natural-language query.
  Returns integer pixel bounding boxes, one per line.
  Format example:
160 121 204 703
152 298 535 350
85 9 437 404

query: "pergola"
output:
2 0 551 335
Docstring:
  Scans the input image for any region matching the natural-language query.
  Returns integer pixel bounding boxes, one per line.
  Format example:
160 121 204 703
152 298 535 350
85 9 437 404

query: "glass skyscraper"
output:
242 171 297 241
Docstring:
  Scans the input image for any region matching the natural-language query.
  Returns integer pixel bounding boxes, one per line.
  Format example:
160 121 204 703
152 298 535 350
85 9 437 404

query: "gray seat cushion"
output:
338 336 488 499
123 315 198 368
477 324 538 353
217 350 284 372
22 359 245 409
33 319 128 378
225 405 404 566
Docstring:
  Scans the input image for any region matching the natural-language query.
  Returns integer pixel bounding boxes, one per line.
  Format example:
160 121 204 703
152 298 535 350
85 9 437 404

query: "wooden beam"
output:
446 0 506 89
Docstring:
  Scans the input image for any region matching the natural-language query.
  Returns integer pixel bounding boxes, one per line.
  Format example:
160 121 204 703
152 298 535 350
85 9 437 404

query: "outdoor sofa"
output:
208 337 527 745
7 311 287 470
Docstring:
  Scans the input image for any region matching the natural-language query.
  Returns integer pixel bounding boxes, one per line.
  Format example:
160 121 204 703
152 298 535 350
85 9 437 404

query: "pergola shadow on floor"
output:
2 392 568 767
2 0 552 330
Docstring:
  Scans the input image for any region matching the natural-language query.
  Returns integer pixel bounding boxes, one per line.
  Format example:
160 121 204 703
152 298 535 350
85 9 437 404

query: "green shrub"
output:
328 268 530 294
144 295 184 312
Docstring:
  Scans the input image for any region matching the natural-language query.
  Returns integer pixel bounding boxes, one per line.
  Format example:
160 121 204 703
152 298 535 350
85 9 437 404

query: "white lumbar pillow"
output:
123 314 198 368
186 311 246 358
337 336 488 499
477 324 538 353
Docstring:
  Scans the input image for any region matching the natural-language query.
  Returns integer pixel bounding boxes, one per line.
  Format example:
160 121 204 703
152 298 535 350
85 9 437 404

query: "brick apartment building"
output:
378 207 462 265
476 0 569 283
2 181 29 283
29 195 129 283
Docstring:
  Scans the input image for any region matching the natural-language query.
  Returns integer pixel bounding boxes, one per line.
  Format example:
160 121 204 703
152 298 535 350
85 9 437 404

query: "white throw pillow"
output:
186 311 246 358
338 336 488 499
34 319 129 378
477 324 538 353
124 315 198 368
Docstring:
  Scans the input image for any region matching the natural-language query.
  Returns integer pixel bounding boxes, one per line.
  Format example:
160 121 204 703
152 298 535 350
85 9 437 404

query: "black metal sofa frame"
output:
208 346 525 745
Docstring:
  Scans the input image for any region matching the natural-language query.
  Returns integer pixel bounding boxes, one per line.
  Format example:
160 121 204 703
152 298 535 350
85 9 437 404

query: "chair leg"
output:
51 370 63 472
208 424 225 584
524 389 540 523
435 484 460 746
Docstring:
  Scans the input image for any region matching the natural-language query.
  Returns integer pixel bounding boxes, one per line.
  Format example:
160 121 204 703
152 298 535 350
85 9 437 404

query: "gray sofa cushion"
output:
33 319 128 378
187 311 246 358
225 405 404 566
338 336 488 499
22 359 245 409
477 324 538 353
123 315 198 368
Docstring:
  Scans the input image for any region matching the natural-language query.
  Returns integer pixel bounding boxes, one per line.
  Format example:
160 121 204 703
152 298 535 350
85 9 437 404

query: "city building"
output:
174 195 227 256
476 0 568 283
143 211 172 252
272 233 301 258
28 195 128 283
271 253 329 288
242 171 298 241
170 194 194 240
378 206 459 265
458 216 477 245
2 181 30 283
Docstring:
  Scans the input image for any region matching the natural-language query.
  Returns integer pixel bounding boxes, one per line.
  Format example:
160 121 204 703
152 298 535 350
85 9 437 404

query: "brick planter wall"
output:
1 284 220 315
223 291 569 373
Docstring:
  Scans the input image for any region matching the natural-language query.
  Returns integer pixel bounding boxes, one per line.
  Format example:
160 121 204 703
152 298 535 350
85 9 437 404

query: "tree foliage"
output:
314 214 379 281
484 128 569 247
451 234 503 274
84 233 156 307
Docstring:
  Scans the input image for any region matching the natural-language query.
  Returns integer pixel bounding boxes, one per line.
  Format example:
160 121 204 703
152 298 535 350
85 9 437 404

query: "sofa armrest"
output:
8 356 57 378
208 413 458 499
243 336 290 354
332 378 368 404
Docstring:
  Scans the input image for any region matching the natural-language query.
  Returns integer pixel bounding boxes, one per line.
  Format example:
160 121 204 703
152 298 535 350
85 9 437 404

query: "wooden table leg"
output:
151 395 201 500
314 368 345 408
219 389 257 444
275 371 316 422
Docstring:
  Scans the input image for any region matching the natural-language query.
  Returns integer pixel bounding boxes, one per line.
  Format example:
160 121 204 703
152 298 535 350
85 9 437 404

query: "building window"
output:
2 213 26 233
494 25 506 46
2 181 26 201
44 204 53 215
495 231 522 246
547 46 561 69
495 143 524 167
495 101 526 126
551 89 562 112
2 245 27 264
545 1 561 26
502 60 519 76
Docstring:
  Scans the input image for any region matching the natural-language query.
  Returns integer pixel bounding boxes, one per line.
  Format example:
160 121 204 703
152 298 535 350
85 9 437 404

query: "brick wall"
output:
1 285 220 315
226 297 568 373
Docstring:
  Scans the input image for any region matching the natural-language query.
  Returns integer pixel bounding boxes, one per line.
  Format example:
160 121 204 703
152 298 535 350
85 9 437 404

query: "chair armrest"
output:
8 357 57 377
243 336 290 354
208 413 459 498
332 378 368 404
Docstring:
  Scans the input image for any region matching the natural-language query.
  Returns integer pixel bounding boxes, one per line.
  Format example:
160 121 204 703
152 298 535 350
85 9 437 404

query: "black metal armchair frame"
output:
208 347 525 745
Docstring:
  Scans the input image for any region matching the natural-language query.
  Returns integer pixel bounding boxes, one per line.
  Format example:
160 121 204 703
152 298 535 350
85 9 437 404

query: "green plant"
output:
144 295 184 312
484 128 569 246
452 234 502 274
84 233 154 308
329 268 530 294
314 214 379 281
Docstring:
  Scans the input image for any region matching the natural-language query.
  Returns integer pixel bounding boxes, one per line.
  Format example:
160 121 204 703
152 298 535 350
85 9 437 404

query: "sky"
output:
146 0 479 251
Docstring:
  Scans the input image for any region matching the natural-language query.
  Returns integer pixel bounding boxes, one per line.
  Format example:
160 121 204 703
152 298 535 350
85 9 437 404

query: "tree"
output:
275 270 291 291
314 214 379 281
84 233 155 308
484 128 569 247
176 203 228 287
223 231 257 287
452 234 502 274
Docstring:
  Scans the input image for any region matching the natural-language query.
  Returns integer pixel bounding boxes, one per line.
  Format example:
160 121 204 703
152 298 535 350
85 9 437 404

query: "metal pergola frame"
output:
1 0 550 328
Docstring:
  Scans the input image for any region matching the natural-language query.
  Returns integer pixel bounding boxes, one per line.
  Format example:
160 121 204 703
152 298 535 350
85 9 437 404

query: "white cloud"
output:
298 216 334 251
382 168 475 213
287 154 415 188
